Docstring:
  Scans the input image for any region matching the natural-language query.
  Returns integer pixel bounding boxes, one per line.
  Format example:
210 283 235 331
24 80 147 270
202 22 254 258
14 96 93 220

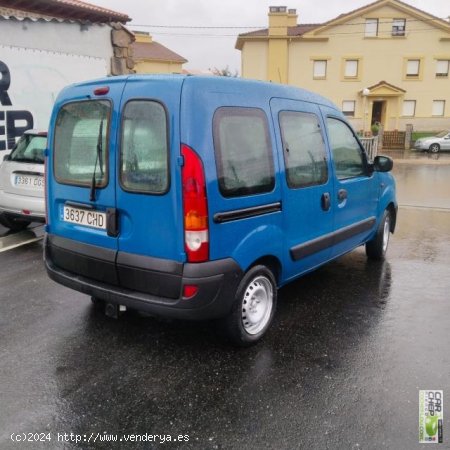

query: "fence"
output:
382 130 406 149
360 136 378 160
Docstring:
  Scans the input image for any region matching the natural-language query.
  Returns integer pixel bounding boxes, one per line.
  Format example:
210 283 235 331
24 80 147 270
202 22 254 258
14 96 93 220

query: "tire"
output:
366 209 391 260
220 265 277 347
429 143 440 153
0 213 31 231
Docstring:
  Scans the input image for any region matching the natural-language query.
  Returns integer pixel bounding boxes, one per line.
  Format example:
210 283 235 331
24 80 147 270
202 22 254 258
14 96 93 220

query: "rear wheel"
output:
366 210 391 260
429 143 440 153
0 213 31 231
220 265 277 347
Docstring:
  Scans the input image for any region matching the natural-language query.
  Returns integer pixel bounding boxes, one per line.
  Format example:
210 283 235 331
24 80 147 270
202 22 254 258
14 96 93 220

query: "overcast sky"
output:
89 0 450 73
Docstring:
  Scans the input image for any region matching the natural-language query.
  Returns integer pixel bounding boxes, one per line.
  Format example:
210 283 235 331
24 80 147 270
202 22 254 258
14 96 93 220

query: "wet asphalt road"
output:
1 157 450 449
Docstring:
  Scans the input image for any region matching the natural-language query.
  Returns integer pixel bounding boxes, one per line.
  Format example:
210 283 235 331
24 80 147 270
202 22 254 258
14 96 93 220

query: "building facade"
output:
236 0 450 132
132 32 187 74
0 0 132 153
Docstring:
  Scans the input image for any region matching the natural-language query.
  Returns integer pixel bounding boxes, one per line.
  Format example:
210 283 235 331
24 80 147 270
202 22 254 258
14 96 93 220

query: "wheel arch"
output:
248 255 282 286
386 202 397 233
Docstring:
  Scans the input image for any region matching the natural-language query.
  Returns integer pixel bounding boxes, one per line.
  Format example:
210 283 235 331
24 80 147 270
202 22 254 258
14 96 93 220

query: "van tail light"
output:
181 144 209 263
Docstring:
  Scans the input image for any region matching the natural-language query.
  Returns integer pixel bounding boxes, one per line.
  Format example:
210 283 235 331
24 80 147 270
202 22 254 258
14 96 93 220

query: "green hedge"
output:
412 132 438 141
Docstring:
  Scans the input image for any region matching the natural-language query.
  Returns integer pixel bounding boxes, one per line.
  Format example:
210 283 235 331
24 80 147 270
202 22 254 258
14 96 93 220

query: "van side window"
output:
54 100 110 187
326 118 366 180
120 101 169 194
279 111 328 188
213 107 274 197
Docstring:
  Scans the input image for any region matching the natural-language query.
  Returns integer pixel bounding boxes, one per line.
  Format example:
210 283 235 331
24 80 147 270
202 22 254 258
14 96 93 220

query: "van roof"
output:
64 74 339 111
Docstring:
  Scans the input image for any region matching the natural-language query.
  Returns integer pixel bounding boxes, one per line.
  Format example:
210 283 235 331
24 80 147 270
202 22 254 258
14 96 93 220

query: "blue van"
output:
44 75 397 346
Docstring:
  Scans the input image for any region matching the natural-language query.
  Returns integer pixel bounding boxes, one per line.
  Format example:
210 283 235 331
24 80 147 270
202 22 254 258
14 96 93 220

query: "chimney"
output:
134 31 152 44
288 8 298 27
269 6 288 36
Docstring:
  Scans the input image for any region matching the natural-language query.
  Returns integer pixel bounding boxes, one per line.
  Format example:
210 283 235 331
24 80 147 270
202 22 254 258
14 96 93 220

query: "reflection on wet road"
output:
0 161 449 450
393 163 450 210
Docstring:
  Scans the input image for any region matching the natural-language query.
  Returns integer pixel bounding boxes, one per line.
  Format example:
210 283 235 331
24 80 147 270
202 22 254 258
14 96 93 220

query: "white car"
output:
0 130 47 231
414 130 450 153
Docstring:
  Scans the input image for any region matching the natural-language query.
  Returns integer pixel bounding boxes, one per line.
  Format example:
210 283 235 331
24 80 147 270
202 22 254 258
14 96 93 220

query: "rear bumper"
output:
44 234 243 320
0 189 45 220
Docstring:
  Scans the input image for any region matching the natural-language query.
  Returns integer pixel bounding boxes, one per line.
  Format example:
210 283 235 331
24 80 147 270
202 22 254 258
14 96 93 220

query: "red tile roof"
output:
0 0 130 23
132 41 187 64
239 23 319 38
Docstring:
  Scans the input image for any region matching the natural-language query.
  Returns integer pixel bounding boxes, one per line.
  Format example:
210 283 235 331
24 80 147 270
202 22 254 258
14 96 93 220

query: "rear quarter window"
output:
213 107 274 197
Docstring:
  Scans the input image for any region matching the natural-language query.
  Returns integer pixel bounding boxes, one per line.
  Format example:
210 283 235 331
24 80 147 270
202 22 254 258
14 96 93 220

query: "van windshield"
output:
53 100 110 187
10 134 47 164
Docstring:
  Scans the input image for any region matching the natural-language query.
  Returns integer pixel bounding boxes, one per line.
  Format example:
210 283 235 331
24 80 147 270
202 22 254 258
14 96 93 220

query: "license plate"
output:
14 174 44 188
62 205 106 230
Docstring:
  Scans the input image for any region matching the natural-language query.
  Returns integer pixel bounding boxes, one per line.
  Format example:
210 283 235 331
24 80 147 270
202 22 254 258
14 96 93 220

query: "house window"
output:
432 100 445 116
402 100 416 117
436 60 449 78
344 60 359 78
392 18 406 36
313 60 327 79
365 19 378 37
342 101 356 117
406 59 420 77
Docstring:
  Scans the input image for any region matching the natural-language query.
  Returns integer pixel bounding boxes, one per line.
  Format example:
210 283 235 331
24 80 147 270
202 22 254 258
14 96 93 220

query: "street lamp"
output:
362 88 370 135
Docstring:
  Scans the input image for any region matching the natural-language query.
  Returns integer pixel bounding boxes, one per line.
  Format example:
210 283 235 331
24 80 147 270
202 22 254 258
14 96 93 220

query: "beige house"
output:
132 31 187 74
236 0 450 132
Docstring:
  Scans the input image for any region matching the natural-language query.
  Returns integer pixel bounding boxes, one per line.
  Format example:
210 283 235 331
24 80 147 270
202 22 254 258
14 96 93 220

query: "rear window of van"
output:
54 100 110 187
120 100 169 194
213 107 274 197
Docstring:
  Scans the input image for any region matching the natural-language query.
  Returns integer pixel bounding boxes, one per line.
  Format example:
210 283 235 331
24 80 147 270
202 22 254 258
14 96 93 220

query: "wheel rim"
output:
382 215 390 253
241 276 273 335
430 144 439 153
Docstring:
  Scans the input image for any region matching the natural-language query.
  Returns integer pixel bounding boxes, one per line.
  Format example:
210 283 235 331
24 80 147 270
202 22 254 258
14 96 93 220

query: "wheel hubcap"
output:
430 145 439 153
241 276 273 335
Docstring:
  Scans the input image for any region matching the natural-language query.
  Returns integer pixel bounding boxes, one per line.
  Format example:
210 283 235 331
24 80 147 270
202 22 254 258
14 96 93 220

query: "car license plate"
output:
14 174 44 188
62 205 106 230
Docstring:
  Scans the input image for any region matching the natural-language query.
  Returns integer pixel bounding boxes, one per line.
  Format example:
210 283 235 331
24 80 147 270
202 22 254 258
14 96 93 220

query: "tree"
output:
210 66 239 77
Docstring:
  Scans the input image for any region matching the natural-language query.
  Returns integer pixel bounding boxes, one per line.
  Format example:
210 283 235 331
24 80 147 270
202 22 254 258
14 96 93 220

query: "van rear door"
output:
49 80 124 285
114 77 185 298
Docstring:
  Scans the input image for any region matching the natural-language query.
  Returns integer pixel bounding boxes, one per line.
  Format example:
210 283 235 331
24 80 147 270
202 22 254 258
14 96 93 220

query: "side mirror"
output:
3 154 11 162
373 155 393 172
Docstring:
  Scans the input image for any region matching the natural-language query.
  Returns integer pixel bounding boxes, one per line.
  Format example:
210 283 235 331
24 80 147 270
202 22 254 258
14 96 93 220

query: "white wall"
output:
0 17 113 154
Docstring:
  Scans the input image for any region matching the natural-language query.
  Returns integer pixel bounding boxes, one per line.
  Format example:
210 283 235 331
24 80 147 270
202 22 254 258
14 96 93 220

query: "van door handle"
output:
321 192 331 211
106 207 119 237
338 189 348 202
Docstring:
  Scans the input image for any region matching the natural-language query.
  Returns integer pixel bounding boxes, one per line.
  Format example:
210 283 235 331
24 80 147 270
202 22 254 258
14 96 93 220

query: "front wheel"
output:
429 143 440 153
220 265 277 347
366 210 391 260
